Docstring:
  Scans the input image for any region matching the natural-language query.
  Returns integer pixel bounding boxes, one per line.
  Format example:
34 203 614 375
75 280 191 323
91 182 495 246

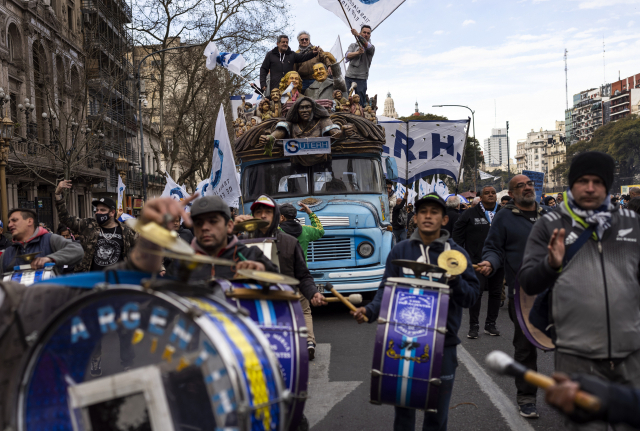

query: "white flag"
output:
418 178 430 199
203 105 241 208
407 188 417 205
434 175 450 199
204 41 246 76
330 35 347 78
478 169 499 180
161 172 192 212
394 183 406 200
117 176 126 211
318 0 406 31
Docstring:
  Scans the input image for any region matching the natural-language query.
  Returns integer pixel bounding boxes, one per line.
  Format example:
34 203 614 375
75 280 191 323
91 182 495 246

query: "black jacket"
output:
177 226 194 244
452 204 500 264
443 207 460 234
391 198 406 230
0 235 9 251
260 47 317 92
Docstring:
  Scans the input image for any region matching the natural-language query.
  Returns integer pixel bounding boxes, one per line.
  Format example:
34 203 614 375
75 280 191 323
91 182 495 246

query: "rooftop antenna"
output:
564 49 568 111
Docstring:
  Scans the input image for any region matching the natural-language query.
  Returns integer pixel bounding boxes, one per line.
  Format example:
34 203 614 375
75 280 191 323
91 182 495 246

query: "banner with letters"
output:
283 137 331 156
318 0 406 31
522 170 545 201
380 120 470 185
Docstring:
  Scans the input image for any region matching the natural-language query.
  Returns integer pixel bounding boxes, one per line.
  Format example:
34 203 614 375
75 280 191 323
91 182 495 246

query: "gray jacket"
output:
345 41 375 80
519 204 640 359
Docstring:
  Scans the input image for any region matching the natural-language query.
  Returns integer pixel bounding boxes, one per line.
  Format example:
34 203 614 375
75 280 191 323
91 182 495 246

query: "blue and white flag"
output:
394 183 406 200
407 187 417 205
161 173 192 213
200 105 241 208
204 42 246 76
318 0 406 31
117 176 126 212
418 178 430 199
433 175 450 200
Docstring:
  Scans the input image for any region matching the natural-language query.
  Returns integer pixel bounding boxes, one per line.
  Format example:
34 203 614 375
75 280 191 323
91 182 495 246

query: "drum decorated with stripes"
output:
15 284 286 431
219 280 308 431
370 278 449 412
3 264 55 286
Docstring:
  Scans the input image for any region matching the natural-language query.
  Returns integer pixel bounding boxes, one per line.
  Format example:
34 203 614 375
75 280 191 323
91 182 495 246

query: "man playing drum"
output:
352 194 480 431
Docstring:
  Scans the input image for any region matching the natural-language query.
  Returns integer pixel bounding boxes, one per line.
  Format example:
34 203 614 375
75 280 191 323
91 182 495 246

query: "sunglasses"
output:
299 38 309 42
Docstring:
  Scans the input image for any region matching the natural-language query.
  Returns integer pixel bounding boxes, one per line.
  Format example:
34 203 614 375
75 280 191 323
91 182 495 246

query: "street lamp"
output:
0 115 14 227
433 104 477 192
116 155 128 182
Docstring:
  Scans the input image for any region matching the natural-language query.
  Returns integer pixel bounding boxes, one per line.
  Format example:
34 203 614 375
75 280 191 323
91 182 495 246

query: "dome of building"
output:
383 92 399 119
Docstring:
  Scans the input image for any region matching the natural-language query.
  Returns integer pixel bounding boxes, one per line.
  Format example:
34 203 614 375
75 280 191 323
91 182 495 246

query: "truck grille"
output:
296 216 350 227
308 236 353 262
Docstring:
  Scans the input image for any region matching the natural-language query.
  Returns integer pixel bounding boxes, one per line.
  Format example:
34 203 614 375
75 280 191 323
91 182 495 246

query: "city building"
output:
518 121 566 192
515 140 526 173
483 128 508 167
609 73 640 122
569 85 610 144
382 92 398 119
410 100 424 117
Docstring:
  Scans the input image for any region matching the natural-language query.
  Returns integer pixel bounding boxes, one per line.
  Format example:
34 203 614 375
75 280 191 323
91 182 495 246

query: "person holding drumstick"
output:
352 194 480 431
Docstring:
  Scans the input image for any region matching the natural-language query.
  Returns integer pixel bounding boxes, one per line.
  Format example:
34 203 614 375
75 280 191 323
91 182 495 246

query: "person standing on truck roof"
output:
235 195 327 360
260 35 319 95
345 25 375 107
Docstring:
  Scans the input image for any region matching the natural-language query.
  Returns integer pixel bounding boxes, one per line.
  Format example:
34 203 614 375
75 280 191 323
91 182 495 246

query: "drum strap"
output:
563 225 596 268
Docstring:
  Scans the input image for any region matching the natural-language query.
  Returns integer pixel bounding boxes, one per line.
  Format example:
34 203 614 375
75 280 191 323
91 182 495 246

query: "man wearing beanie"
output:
519 151 640 430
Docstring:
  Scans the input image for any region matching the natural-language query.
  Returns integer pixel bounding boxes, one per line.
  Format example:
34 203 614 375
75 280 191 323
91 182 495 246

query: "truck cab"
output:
240 153 394 293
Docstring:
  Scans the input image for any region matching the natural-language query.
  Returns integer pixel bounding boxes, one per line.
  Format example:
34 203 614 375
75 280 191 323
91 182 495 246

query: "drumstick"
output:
486 351 601 411
329 285 368 322
324 294 363 305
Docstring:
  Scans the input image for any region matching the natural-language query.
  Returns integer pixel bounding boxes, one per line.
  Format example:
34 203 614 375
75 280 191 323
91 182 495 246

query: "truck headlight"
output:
357 241 374 258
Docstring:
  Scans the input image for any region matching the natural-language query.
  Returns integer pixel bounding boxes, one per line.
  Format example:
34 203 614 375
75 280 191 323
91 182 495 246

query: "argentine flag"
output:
204 41 246 76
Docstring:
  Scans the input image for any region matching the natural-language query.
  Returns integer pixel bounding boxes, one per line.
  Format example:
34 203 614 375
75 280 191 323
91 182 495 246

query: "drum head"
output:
16 288 284 431
514 282 555 351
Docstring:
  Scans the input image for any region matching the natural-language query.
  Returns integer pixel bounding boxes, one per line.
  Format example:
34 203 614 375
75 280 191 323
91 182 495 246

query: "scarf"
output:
565 189 614 239
478 201 498 224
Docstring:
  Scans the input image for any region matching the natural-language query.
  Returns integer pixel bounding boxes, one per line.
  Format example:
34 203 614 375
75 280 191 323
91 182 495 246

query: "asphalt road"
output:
305 292 567 431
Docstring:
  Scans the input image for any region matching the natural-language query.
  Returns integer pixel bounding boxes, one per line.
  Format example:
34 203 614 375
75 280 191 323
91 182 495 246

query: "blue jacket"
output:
364 229 480 346
481 201 547 297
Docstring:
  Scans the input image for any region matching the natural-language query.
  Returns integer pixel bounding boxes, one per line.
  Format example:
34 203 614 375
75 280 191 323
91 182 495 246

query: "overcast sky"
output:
287 0 640 163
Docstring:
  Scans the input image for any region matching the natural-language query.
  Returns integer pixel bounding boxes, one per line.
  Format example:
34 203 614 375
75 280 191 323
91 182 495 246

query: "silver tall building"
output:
483 128 508 167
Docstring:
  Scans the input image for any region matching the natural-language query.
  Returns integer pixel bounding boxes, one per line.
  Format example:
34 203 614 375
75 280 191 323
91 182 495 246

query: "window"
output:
7 33 13 62
68 7 73 30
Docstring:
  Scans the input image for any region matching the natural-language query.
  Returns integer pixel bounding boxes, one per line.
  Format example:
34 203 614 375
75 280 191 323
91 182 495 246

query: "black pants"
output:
469 268 504 327
508 299 538 405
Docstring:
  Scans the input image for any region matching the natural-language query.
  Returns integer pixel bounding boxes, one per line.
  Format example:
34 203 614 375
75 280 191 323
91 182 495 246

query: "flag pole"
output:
336 0 364 49
455 117 471 194
405 121 410 187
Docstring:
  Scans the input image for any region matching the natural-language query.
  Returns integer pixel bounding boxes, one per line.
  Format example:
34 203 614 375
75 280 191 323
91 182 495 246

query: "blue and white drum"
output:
370 277 450 412
14 280 287 431
3 263 55 286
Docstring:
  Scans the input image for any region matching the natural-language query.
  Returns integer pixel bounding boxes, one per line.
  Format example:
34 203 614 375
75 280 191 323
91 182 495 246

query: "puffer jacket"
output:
55 198 137 272
519 198 640 359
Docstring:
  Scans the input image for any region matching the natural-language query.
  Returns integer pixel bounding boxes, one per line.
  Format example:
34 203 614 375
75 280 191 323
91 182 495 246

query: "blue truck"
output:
236 114 395 294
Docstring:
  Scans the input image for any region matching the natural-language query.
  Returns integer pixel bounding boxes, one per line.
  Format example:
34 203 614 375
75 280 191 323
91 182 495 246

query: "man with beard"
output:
294 31 334 91
55 180 136 273
235 195 327 360
259 97 342 166
519 152 640 431
476 175 548 418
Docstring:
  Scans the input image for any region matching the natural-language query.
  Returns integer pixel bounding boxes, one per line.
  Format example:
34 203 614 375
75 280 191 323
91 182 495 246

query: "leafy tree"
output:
398 114 448 122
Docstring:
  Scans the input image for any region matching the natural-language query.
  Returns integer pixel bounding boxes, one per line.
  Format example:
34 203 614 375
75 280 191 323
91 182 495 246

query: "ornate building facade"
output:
382 92 398 118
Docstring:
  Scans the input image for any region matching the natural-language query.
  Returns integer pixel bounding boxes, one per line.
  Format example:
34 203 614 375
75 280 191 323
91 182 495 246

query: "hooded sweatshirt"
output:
0 226 84 275
279 212 324 261
364 229 480 347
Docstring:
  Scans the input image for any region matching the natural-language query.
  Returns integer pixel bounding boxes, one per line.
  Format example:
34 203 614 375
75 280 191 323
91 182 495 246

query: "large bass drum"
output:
514 280 555 351
220 279 308 430
13 281 287 431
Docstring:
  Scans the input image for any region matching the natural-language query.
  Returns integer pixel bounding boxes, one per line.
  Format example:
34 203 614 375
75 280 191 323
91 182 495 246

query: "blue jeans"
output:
302 78 315 91
393 228 407 243
394 346 458 431
345 77 367 106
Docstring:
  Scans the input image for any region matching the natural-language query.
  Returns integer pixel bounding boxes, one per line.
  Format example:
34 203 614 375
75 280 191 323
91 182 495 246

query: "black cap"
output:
413 194 447 214
568 151 615 193
92 197 117 210
190 195 231 219
280 203 298 219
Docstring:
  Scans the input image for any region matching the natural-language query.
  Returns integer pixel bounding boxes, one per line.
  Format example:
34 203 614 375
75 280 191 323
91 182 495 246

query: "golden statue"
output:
270 88 282 118
303 57 345 101
279 71 303 104
258 99 273 121
332 89 350 113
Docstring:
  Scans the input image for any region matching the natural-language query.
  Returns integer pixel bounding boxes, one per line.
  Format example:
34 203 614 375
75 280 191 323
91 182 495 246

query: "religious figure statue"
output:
332 89 350 113
249 116 261 128
303 60 346 101
279 71 303 104
350 94 364 116
270 88 282 118
258 99 273 121
259 96 342 165
364 106 377 124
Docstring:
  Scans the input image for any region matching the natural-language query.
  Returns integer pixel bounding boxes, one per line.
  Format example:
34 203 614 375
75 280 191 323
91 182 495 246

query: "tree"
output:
398 114 448 122
132 0 292 186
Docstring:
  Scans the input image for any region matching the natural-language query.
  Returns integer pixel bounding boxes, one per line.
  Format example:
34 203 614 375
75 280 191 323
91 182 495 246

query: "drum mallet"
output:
486 350 601 411
328 284 368 322
325 294 363 305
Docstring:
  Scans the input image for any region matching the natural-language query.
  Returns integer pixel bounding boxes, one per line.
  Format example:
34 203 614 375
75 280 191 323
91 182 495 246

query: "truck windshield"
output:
243 157 383 200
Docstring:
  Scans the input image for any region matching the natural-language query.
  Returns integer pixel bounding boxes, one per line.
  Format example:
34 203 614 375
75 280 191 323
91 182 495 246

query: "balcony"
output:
82 0 132 23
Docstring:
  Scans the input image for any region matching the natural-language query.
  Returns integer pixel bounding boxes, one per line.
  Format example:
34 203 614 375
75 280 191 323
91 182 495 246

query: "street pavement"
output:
305 292 568 431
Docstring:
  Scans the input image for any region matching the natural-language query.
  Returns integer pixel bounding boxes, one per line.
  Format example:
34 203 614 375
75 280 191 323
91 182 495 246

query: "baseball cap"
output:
250 195 276 212
92 197 117 210
414 194 447 214
190 195 231 219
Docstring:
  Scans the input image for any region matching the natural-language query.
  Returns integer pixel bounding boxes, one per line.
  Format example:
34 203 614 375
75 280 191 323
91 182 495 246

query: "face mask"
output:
96 213 110 226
